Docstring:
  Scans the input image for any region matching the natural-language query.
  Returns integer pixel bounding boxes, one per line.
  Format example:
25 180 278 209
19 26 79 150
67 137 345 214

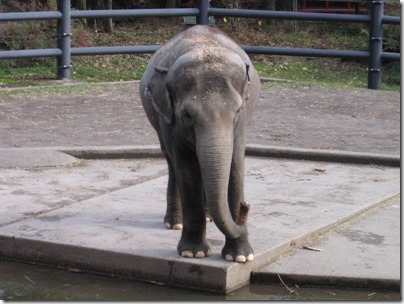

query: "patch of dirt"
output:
0 81 399 155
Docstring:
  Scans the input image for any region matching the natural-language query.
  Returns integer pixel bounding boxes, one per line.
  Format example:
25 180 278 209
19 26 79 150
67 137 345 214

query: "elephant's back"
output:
149 26 252 71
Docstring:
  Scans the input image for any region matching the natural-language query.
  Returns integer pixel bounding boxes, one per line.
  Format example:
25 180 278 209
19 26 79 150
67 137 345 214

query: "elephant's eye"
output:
182 110 193 124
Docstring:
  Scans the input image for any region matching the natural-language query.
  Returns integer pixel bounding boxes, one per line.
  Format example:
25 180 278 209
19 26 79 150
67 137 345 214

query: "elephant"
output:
139 25 261 263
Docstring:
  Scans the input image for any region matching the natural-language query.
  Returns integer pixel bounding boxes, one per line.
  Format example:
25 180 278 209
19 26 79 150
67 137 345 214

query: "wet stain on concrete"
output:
189 265 203 276
168 261 175 277
340 229 385 245
38 215 64 222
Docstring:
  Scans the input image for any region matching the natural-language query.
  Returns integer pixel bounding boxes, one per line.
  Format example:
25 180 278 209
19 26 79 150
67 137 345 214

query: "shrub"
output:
0 0 57 68
383 24 400 53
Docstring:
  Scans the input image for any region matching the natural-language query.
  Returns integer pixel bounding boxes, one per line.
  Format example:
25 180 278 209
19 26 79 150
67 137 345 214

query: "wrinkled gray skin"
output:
140 25 261 263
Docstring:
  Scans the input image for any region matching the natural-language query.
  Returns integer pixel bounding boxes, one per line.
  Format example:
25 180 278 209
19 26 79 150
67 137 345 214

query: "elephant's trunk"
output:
196 131 246 240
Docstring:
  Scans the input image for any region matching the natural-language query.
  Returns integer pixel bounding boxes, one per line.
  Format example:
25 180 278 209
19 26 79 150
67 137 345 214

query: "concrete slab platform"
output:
0 158 167 227
252 199 400 290
0 148 79 169
0 156 399 293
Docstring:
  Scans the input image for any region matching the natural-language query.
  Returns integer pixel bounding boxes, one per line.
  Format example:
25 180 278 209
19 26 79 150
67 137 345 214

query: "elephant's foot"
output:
177 232 211 259
224 253 254 263
222 233 254 263
164 213 183 230
181 248 211 258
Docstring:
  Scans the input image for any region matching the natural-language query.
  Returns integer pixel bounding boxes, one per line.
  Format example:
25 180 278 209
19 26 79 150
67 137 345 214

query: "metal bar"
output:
243 46 370 59
70 8 199 19
367 0 383 89
0 7 395 25
197 0 210 25
381 52 400 61
71 45 161 56
382 15 400 24
56 0 71 79
0 46 393 62
0 11 62 21
208 8 371 23
0 49 62 60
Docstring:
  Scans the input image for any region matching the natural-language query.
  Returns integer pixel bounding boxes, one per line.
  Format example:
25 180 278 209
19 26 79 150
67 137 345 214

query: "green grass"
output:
0 60 56 86
0 55 399 91
253 57 399 90
70 54 149 82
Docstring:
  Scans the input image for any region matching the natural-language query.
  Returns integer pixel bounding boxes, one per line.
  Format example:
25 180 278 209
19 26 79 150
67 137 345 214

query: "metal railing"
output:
0 0 400 89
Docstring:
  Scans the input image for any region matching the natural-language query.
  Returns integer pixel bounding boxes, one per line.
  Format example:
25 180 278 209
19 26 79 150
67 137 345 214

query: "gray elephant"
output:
140 25 261 263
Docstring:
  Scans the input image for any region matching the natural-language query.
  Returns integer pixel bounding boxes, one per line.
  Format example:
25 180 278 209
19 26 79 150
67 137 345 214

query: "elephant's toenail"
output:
225 254 233 262
247 254 254 262
181 250 194 258
164 223 171 229
173 223 183 230
195 251 205 258
235 255 246 263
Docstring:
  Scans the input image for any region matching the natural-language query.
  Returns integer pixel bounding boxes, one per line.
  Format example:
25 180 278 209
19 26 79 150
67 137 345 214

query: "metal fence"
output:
0 0 400 90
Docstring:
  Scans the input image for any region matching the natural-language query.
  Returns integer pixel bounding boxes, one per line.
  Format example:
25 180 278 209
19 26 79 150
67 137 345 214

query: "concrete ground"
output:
0 82 400 294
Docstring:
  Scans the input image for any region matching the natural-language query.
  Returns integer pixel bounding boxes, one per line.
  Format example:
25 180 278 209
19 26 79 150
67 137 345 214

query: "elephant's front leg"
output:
176 152 211 258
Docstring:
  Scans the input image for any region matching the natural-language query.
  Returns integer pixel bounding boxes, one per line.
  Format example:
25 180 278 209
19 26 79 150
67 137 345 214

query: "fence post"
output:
197 0 209 25
367 0 383 90
57 0 71 79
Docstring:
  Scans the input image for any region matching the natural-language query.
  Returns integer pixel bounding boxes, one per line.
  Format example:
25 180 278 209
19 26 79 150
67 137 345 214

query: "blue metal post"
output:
197 0 209 25
367 0 383 90
57 0 71 79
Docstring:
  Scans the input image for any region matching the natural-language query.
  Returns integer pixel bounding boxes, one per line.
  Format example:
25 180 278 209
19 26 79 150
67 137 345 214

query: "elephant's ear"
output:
147 66 172 124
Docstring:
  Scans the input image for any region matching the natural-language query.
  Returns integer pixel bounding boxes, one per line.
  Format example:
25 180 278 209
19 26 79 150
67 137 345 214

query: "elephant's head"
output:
147 49 252 240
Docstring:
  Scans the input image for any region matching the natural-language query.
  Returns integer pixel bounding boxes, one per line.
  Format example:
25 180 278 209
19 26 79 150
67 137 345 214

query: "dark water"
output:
0 260 400 301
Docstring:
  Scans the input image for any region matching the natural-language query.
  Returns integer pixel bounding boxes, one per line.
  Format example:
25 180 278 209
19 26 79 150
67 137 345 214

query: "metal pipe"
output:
71 45 161 56
243 46 370 59
368 0 383 90
0 49 62 59
381 52 400 60
382 15 400 24
208 8 371 23
70 8 198 19
197 0 210 25
56 0 71 79
1 47 397 61
0 11 61 21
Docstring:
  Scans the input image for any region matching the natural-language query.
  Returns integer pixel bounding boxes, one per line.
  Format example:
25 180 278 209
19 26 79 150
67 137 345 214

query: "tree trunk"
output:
77 0 87 25
77 0 86 10
106 0 113 33
166 0 176 8
268 0 276 25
